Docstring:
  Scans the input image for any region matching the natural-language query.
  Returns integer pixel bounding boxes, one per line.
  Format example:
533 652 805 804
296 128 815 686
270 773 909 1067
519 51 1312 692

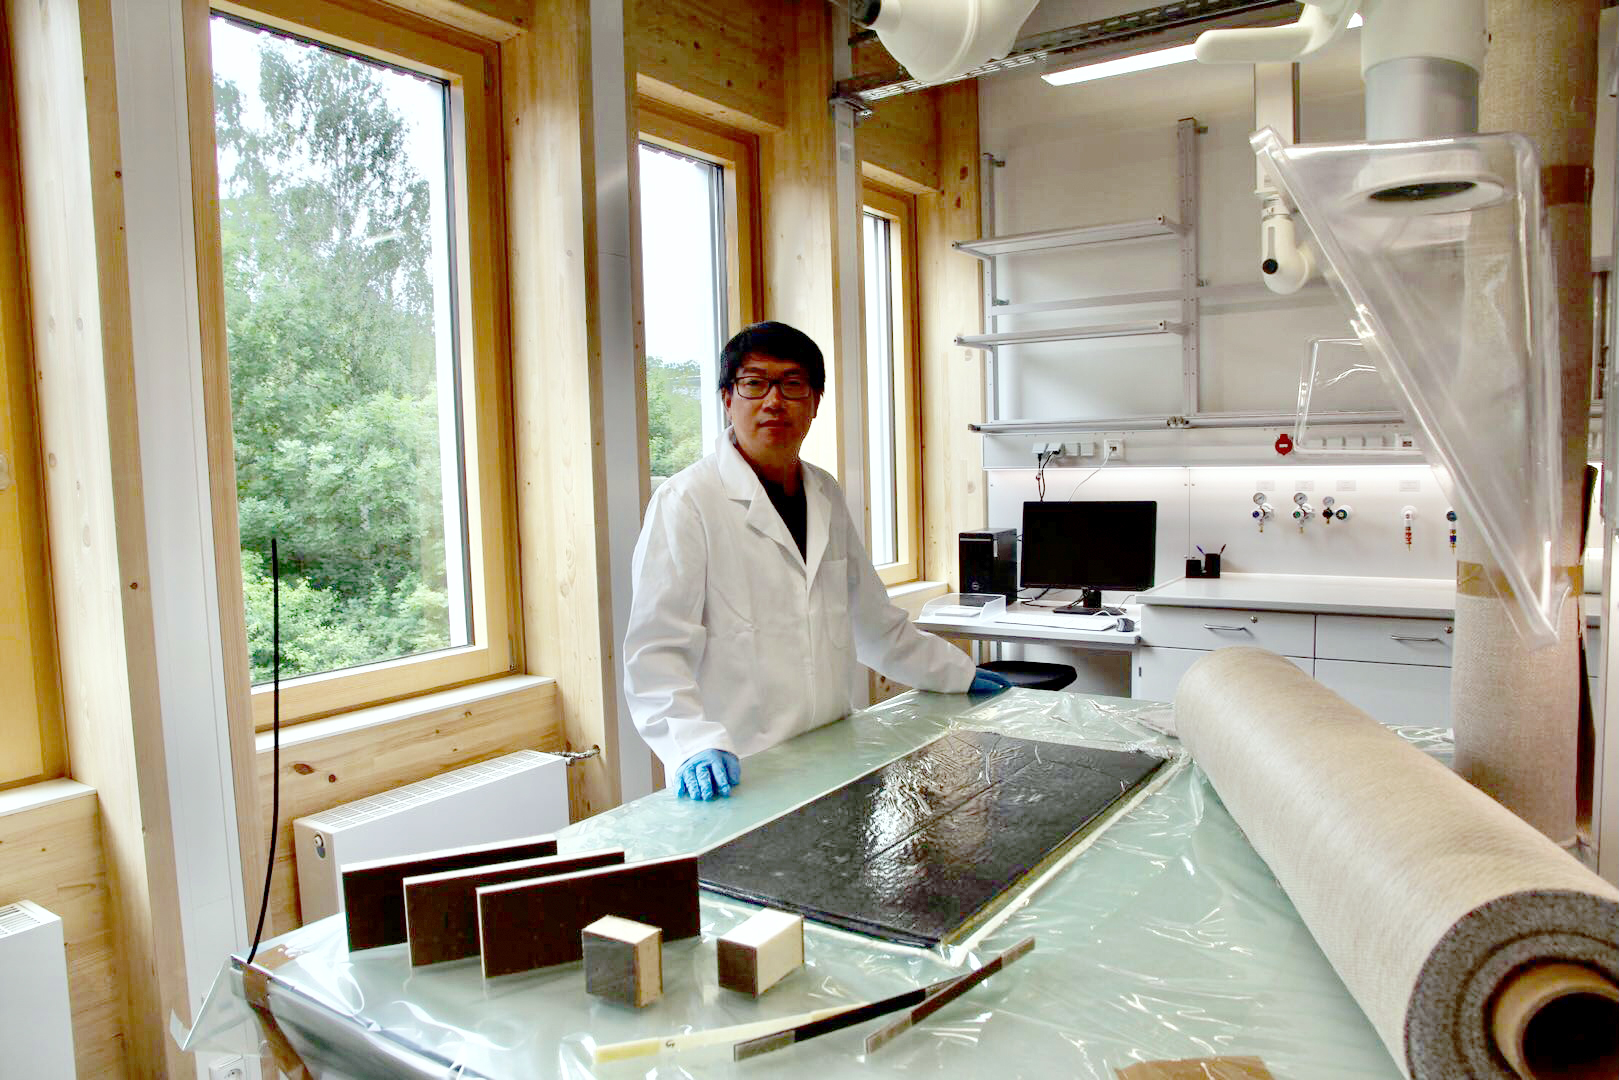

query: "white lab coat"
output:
624 432 976 769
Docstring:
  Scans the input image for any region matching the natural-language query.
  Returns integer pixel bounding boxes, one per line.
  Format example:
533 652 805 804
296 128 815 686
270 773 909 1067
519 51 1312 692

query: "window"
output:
0 21 65 790
637 105 757 486
206 0 514 728
862 185 921 585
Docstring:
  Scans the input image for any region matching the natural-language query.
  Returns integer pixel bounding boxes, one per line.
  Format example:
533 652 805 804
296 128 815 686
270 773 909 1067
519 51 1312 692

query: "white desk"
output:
915 603 1141 651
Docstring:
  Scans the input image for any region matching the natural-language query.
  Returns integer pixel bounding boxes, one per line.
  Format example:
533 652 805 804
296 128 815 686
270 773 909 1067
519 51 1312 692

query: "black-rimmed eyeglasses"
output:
731 375 814 400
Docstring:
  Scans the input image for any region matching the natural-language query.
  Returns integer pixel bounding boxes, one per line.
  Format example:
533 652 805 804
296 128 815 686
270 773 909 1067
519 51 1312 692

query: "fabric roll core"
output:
1490 962 1619 1080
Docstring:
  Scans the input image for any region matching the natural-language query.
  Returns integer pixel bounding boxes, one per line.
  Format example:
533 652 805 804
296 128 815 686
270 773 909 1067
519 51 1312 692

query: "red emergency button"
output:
1274 433 1293 455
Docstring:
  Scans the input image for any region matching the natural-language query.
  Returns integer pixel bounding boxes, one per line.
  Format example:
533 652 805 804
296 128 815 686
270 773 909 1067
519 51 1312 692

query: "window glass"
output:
863 211 899 567
211 15 471 684
638 142 726 486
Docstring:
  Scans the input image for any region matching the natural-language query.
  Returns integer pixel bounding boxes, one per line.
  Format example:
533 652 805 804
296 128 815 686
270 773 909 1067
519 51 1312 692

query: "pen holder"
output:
1203 553 1222 578
1184 557 1205 579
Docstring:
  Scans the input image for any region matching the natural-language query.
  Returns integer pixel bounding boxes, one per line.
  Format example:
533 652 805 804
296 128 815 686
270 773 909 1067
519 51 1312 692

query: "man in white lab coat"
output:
624 322 1010 800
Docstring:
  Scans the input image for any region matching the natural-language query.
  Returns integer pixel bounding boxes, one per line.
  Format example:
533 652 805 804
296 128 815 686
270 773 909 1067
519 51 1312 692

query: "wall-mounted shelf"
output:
954 217 1185 259
957 320 1187 349
967 119 1204 441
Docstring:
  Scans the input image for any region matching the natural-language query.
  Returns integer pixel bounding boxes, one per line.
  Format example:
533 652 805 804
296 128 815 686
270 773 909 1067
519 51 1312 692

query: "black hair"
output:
718 321 825 396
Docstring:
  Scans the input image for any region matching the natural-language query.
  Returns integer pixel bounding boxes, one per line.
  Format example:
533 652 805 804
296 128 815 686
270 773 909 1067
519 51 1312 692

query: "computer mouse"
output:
1114 617 1136 633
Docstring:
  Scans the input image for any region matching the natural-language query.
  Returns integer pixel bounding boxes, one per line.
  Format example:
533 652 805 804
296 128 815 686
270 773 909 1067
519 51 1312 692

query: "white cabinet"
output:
1134 606 1456 720
1144 606 1315 655
1315 614 1454 666
1134 645 1310 703
1314 660 1452 727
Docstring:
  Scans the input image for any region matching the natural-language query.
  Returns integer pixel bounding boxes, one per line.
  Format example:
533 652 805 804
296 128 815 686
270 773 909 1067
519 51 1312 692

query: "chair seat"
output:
980 660 1077 692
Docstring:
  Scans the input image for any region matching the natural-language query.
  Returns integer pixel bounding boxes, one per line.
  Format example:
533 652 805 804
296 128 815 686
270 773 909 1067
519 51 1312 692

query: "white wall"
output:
975 16 1378 441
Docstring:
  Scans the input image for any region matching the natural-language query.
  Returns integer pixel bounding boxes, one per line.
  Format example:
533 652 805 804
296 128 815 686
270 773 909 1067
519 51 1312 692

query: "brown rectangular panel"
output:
403 847 626 966
477 855 700 978
341 834 557 952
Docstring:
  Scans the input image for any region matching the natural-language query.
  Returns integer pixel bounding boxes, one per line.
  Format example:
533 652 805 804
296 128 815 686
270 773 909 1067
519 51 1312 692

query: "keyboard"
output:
996 610 1121 631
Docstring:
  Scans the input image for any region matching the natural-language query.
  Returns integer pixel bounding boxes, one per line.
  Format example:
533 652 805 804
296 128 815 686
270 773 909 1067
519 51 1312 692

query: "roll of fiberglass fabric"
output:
1175 647 1619 1080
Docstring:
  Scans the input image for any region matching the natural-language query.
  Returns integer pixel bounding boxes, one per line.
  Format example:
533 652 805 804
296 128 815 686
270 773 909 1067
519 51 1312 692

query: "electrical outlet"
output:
1031 441 1066 458
1103 438 1124 460
209 1056 247 1080
1078 440 1097 458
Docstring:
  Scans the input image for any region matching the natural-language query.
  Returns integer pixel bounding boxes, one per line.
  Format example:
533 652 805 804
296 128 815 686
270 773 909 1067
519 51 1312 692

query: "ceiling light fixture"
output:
1041 14 1360 87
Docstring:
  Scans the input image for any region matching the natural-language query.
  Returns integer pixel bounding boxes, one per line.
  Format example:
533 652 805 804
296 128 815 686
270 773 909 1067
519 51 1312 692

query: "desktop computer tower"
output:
959 529 1018 601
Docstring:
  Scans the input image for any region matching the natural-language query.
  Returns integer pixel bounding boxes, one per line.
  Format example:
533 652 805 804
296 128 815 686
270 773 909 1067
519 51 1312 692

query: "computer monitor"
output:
1020 500 1157 614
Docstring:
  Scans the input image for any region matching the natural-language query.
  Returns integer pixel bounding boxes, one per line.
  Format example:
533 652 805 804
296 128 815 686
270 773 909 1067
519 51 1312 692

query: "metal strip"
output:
1178 117 1201 418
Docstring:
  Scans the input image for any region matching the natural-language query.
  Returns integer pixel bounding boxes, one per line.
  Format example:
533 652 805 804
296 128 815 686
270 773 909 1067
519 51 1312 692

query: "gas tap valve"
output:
1402 505 1417 549
1292 491 1313 531
1251 492 1273 532
1446 508 1457 549
1320 495 1336 526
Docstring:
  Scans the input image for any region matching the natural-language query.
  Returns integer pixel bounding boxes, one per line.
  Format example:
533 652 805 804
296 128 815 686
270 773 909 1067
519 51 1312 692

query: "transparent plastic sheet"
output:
1292 337 1421 459
1255 129 1567 647
179 689 1439 1079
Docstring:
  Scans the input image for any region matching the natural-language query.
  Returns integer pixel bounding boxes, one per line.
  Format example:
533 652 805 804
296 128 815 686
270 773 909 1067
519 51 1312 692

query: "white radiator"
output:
294 749 569 923
0 899 77 1079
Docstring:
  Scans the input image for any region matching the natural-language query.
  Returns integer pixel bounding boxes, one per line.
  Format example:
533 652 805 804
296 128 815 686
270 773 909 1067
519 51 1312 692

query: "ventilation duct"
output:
852 0 1040 84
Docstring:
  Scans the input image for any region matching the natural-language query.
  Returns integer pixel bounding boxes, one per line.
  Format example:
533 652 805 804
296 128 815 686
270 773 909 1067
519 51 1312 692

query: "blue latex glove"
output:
676 749 741 800
969 668 1013 696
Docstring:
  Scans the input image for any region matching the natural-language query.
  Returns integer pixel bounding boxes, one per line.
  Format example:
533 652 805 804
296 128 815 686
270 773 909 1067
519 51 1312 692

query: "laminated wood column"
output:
1450 0 1599 844
759 0 849 478
503 0 625 819
917 82 986 587
8 0 190 1072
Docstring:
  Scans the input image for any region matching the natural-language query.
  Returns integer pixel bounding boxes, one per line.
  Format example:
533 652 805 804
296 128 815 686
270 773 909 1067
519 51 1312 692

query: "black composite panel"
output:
698 730 1163 947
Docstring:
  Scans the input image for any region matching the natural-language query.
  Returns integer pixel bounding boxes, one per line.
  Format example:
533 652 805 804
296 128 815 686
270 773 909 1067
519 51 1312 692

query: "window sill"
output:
255 674 556 753
0 778 96 818
887 579 949 619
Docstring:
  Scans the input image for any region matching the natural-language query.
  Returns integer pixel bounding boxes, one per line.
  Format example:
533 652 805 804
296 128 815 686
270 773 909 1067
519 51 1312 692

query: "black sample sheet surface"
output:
698 730 1164 947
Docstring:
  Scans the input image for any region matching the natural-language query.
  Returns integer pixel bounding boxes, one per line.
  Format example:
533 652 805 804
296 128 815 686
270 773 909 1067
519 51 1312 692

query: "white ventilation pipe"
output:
852 0 1040 84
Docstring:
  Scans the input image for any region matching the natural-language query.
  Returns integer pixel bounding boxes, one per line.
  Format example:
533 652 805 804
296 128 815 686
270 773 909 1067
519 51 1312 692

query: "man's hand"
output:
969 668 1013 695
676 749 742 800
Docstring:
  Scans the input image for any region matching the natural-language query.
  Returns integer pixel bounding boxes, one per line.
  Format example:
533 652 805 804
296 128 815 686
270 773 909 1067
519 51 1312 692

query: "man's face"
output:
723 353 820 468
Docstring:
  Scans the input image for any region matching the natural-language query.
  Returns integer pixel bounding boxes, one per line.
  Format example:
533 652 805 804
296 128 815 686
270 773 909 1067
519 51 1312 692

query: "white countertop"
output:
1140 573 1602 626
1139 573 1457 618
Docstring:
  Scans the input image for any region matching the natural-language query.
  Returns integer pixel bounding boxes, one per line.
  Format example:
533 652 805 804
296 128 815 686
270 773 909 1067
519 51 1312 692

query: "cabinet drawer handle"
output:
1389 634 1444 644
1203 623 1252 632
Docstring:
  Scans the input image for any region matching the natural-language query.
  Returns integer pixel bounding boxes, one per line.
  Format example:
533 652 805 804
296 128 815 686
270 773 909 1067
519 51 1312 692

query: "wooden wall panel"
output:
0 790 126 1079
759 0 848 476
859 90 942 195
501 0 622 822
633 0 785 133
10 0 188 1073
255 678 563 935
918 81 986 588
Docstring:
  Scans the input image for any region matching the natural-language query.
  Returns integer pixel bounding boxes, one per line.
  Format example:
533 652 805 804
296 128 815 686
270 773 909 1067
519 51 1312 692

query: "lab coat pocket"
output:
816 559 850 620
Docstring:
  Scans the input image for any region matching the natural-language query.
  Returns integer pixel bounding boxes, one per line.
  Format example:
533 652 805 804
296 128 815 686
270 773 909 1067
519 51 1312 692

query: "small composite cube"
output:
582 916 662 1007
717 908 803 997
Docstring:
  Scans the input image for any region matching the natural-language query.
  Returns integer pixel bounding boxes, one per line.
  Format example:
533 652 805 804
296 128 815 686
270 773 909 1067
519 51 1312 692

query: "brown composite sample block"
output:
476 854 701 978
341 834 557 952
716 908 803 997
404 847 627 966
582 916 663 1007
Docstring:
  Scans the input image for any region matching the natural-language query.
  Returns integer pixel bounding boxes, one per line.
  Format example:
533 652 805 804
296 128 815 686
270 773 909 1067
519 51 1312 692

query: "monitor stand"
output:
1055 589 1121 617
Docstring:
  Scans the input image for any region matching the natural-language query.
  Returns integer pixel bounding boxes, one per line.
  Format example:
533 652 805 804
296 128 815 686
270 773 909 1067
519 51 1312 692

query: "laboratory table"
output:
183 689 1436 1079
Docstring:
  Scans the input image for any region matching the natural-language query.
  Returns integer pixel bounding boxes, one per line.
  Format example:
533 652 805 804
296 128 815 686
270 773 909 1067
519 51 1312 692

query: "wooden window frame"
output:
862 182 922 587
636 101 760 345
0 16 65 790
201 0 518 730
